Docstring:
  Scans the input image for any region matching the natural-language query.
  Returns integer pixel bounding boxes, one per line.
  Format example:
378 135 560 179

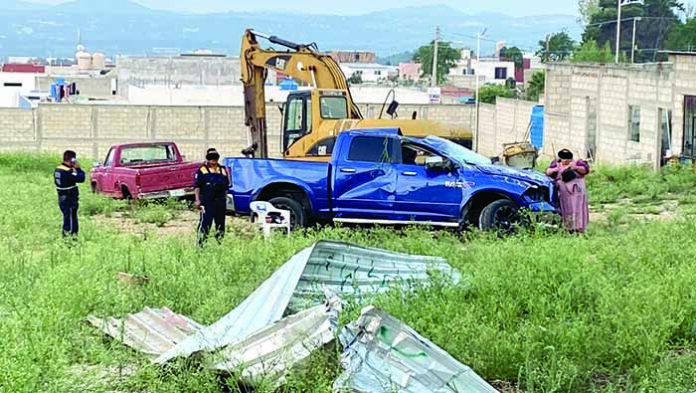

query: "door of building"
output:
684 96 696 158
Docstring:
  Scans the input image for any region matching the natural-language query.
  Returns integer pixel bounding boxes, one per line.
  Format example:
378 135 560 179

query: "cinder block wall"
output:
1 102 505 160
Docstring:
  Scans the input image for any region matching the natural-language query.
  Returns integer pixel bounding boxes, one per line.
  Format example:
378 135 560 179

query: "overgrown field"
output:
2 153 696 392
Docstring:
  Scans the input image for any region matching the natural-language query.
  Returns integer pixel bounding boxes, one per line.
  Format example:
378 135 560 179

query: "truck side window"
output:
347 136 395 163
401 143 437 166
104 148 114 167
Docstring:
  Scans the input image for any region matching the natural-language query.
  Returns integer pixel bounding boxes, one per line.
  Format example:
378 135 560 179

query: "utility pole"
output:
631 17 642 63
616 0 644 63
431 25 440 87
615 0 622 63
546 35 550 62
474 28 487 152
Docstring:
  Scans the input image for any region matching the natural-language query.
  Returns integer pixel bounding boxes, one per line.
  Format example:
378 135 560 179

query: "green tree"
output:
582 0 684 62
526 70 545 102
667 17 696 50
571 40 615 63
413 41 461 85
536 31 575 63
500 46 524 68
578 0 600 23
477 84 515 104
347 72 362 85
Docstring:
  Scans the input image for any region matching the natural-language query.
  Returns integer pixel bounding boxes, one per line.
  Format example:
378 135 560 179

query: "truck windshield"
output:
320 96 348 119
120 145 176 165
422 136 492 166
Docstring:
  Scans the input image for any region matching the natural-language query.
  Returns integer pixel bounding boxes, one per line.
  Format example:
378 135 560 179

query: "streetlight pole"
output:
474 28 487 152
615 0 622 63
631 17 641 63
616 0 644 64
431 26 440 87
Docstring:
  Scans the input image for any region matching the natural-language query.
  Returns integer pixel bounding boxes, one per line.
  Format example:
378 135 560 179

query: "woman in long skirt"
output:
546 149 590 234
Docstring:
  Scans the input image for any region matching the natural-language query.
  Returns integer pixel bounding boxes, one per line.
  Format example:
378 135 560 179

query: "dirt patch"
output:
590 199 681 224
94 211 257 239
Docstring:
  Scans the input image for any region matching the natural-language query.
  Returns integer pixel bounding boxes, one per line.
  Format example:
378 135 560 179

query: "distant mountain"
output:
51 0 155 15
0 1 582 59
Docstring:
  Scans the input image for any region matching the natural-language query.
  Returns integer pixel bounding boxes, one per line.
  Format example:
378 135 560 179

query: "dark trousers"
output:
198 197 226 245
59 196 79 237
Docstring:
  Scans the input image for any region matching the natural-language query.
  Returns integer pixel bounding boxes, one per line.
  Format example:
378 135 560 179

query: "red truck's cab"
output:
90 141 203 200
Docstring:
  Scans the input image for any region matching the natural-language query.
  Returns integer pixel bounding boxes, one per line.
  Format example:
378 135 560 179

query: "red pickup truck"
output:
90 141 203 200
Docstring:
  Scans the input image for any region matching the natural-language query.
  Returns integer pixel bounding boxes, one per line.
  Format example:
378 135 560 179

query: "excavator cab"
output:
282 89 350 156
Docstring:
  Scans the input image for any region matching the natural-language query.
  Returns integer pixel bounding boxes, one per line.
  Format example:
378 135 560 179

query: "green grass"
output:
2 153 696 392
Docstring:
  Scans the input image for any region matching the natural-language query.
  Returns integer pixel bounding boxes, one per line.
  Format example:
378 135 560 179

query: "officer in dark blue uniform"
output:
194 148 230 246
54 150 86 237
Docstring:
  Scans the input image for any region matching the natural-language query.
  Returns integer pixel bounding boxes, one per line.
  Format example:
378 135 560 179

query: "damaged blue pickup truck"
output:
224 128 558 231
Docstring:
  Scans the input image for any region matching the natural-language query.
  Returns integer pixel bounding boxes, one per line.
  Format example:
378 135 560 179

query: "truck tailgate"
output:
134 162 202 193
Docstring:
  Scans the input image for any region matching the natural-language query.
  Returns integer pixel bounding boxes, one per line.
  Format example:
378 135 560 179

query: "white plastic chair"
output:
250 201 291 238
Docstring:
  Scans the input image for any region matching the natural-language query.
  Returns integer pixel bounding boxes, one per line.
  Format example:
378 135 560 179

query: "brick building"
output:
544 53 696 168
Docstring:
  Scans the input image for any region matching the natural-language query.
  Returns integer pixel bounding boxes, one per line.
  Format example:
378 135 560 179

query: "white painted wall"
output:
0 72 38 108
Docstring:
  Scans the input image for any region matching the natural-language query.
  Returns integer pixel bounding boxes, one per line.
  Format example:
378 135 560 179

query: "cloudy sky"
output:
27 0 579 16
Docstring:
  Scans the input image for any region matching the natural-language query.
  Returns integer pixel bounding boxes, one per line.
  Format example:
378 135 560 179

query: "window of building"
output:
628 105 641 142
494 67 507 80
3 82 22 87
347 136 394 163
374 70 381 76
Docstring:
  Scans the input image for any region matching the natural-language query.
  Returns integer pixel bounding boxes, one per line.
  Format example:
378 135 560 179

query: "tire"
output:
91 182 98 194
268 197 307 231
478 199 522 233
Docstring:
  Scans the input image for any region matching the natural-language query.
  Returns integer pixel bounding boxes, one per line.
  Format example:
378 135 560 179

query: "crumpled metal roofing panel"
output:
209 290 342 387
333 306 498 393
155 240 460 364
87 307 203 358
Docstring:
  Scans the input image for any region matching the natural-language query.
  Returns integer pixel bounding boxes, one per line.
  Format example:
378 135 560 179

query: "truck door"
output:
331 135 398 220
393 142 465 223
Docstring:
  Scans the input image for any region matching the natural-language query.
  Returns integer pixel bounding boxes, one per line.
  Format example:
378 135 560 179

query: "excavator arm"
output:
240 29 362 158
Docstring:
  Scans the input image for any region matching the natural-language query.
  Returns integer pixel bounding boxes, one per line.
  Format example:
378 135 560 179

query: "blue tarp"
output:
530 105 544 149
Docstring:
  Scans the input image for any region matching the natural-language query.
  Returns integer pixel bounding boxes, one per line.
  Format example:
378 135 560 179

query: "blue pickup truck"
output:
224 128 557 232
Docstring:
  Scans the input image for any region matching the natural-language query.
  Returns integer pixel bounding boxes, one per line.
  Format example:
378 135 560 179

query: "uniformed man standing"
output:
194 149 230 246
54 150 86 238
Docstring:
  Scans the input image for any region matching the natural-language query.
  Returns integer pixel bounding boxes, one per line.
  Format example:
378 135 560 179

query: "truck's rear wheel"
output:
479 199 521 233
268 197 307 231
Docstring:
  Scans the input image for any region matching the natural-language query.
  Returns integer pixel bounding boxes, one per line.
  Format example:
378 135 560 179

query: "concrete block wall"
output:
0 101 527 161
545 62 681 168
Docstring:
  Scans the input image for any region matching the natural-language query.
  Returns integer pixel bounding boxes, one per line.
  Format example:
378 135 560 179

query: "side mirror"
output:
425 156 448 171
92 161 102 168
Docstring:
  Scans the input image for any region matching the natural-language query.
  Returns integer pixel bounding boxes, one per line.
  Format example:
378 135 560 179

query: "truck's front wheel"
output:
479 199 521 233
268 197 307 231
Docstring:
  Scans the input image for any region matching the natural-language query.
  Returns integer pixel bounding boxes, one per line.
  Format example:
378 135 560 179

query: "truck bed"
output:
225 157 330 215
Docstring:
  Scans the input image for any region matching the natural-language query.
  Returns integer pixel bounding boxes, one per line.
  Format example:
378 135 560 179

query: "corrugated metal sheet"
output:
334 306 498 393
209 290 342 387
155 240 460 364
87 307 203 358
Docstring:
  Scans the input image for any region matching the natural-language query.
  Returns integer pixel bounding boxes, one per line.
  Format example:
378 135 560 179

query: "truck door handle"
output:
340 168 357 173
402 171 417 176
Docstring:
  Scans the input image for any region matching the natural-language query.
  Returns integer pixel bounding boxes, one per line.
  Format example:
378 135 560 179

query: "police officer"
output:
54 150 85 238
194 148 229 246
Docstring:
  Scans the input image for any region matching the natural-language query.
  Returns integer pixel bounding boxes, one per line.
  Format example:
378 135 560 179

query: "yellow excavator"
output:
240 29 473 160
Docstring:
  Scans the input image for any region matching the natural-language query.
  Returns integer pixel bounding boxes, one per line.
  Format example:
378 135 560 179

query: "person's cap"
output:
558 149 573 160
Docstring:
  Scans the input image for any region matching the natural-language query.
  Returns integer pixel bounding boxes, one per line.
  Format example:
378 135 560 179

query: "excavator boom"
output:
241 29 362 158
